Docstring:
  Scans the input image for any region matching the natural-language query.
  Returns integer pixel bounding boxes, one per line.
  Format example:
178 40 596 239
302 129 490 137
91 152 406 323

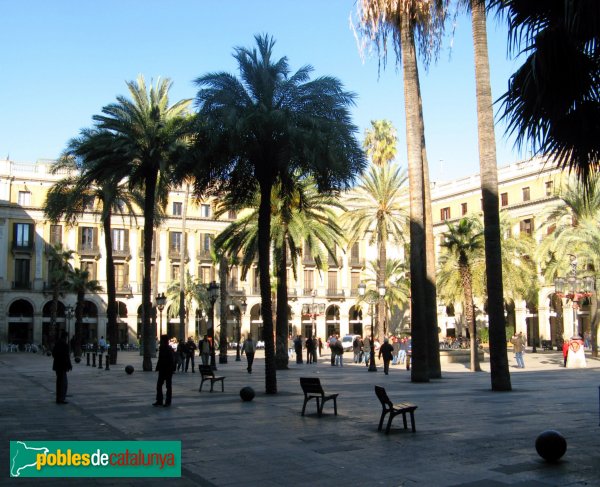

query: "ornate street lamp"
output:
302 290 325 337
358 282 386 372
554 255 595 337
207 281 220 370
156 293 167 337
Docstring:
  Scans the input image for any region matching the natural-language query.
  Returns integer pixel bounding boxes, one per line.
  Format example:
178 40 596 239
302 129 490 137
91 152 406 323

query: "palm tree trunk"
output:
377 236 386 343
275 245 289 369
142 172 158 371
179 183 190 344
416 50 442 380
103 212 118 364
401 14 429 382
471 1 511 390
461 265 481 371
258 176 277 393
219 256 228 363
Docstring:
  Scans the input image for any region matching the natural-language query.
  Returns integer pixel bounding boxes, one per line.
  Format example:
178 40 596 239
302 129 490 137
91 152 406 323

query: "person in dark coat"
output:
185 336 197 372
154 334 175 407
378 337 394 375
294 335 303 364
305 336 314 364
52 331 72 404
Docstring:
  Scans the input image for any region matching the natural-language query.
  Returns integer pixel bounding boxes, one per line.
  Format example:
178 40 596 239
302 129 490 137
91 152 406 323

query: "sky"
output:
0 0 526 182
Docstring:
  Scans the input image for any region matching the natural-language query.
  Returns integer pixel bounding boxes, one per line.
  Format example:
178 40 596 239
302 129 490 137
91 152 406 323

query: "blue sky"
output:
0 0 525 182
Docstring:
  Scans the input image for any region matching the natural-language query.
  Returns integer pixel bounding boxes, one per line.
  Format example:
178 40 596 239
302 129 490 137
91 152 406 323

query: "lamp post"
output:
358 282 386 372
207 281 220 370
302 290 325 338
554 255 595 338
156 293 167 337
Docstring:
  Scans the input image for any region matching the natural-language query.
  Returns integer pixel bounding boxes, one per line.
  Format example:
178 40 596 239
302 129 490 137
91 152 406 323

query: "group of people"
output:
511 331 588 369
291 335 323 364
352 335 411 370
153 333 257 407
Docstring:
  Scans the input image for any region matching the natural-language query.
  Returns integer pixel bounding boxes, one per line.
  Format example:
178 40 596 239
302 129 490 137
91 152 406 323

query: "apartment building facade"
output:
0 157 585 350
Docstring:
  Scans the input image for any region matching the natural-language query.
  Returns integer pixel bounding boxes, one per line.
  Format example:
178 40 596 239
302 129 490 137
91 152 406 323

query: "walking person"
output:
511 331 526 368
317 337 323 357
52 331 72 404
352 336 362 364
391 336 400 365
294 335 303 364
306 335 314 364
363 336 372 367
176 339 187 372
185 336 197 372
154 334 174 407
334 339 344 367
329 335 338 366
242 334 256 373
379 337 394 375
199 335 210 366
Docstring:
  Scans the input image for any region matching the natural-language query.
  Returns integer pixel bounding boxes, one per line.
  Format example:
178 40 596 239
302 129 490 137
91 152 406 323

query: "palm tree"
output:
462 0 512 390
46 134 140 364
214 175 346 369
363 120 398 166
166 270 209 334
342 162 409 343
44 245 74 349
537 176 600 357
493 0 599 186
67 268 103 357
440 217 484 371
364 258 411 335
190 34 365 393
354 0 447 382
91 76 191 371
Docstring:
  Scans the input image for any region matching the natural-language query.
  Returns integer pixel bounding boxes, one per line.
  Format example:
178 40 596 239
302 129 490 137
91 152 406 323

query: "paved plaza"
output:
2 348 599 486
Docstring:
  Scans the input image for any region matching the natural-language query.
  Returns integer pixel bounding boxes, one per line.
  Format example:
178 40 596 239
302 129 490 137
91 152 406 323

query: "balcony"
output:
196 249 213 262
12 241 34 254
349 256 365 268
228 285 244 295
302 255 315 266
112 246 131 260
12 281 32 290
138 246 157 259
116 284 133 296
327 256 343 268
168 247 189 261
326 288 345 300
78 244 101 258
44 242 62 254
303 288 316 296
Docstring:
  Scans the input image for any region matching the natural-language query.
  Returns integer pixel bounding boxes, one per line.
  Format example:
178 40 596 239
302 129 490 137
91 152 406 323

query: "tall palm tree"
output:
46 134 140 364
463 0 512 390
537 175 600 357
190 34 365 393
214 175 346 369
92 76 192 371
363 119 398 166
354 0 447 381
67 268 103 357
493 0 599 186
342 162 409 343
440 217 484 371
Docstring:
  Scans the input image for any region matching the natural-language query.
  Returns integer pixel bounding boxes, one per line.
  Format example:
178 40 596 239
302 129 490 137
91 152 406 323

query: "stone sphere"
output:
125 365 135 375
240 386 255 402
535 430 567 462
74 356 81 363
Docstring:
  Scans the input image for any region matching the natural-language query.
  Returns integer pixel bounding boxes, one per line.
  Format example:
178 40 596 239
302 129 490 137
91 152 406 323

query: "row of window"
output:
439 182 553 223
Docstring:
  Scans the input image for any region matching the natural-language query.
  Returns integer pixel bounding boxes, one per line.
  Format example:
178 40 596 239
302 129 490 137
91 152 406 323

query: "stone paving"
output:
1 348 599 486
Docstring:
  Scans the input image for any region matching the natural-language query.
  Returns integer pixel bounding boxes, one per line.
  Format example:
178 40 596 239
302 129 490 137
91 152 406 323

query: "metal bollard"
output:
92 352 96 367
105 354 110 371
98 353 103 369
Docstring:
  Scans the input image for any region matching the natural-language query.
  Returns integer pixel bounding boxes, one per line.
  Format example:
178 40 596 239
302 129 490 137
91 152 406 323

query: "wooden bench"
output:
198 365 225 392
300 377 338 416
374 385 417 434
